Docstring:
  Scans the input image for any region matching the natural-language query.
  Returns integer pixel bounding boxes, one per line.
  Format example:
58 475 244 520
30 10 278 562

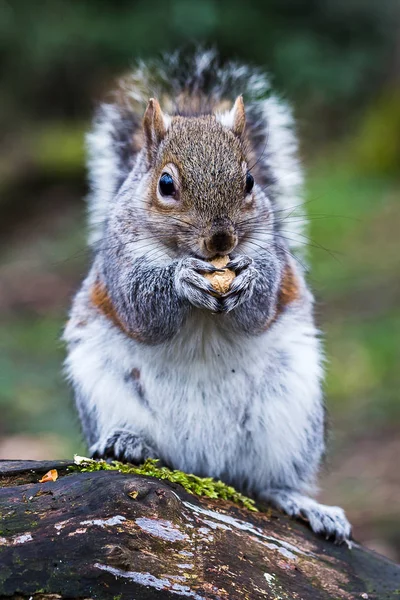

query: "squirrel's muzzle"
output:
204 219 237 256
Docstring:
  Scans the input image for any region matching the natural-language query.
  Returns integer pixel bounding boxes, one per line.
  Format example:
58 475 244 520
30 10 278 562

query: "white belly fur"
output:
65 308 323 494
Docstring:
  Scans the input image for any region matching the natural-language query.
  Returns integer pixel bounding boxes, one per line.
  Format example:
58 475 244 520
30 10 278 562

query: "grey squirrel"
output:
63 49 351 542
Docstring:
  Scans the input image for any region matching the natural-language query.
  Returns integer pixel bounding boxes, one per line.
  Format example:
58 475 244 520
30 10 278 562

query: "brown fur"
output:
143 98 167 162
131 367 141 380
149 115 247 216
90 278 143 341
278 263 300 309
130 367 146 401
143 113 255 259
231 96 246 137
265 263 300 330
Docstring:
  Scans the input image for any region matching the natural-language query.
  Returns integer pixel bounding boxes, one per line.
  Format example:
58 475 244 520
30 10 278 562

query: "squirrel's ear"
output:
230 96 246 137
143 98 169 160
216 95 246 138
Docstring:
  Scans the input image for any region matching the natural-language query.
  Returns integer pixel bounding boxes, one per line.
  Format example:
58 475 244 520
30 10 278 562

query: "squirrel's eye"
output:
245 172 254 194
159 172 176 197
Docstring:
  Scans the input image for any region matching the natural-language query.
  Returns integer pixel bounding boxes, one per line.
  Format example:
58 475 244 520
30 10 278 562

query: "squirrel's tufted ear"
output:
143 98 170 160
230 96 246 137
216 96 246 138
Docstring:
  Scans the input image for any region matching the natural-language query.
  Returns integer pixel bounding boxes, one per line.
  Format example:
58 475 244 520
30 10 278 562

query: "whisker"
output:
274 233 342 263
244 237 308 272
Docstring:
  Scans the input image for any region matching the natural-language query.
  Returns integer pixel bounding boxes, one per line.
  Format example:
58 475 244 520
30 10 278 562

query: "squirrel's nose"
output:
206 231 236 255
204 220 237 256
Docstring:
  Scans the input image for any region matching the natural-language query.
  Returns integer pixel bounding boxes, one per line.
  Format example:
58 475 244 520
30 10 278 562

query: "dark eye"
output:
245 172 254 194
159 172 176 196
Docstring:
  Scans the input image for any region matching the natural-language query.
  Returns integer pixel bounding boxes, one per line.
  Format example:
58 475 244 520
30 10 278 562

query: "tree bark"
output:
0 460 399 599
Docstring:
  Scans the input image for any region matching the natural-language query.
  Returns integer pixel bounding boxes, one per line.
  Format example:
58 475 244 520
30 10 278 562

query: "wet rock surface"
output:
0 460 399 599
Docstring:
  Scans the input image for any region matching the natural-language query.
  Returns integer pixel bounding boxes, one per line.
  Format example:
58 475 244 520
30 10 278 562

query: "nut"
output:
204 256 235 295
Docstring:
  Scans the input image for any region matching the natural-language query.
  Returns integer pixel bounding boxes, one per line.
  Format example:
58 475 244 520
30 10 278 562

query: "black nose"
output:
207 231 235 254
205 218 237 256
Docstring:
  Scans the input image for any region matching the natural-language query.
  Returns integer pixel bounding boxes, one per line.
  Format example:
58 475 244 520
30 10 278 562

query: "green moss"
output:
70 455 258 512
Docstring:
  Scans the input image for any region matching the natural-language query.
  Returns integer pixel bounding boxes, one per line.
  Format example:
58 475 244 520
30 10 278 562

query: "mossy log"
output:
0 460 399 600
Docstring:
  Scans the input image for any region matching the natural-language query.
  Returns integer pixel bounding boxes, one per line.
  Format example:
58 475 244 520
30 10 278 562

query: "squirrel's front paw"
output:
91 430 158 465
175 257 222 312
219 255 258 313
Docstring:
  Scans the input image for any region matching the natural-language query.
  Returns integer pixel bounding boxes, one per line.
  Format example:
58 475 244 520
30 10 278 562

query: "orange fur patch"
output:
265 264 300 330
277 263 300 310
90 279 143 341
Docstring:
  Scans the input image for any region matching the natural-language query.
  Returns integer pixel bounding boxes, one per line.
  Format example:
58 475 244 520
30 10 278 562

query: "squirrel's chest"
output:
142 357 262 477
103 311 319 484
138 313 266 409
133 316 269 470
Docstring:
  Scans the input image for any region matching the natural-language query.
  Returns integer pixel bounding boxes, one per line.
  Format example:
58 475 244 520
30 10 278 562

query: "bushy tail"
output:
86 49 306 252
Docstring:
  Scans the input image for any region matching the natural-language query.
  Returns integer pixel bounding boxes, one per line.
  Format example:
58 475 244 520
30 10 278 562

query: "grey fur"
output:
223 253 281 330
64 49 351 542
93 429 157 464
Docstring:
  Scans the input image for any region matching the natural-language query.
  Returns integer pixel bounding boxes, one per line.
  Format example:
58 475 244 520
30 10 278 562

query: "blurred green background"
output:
0 0 399 560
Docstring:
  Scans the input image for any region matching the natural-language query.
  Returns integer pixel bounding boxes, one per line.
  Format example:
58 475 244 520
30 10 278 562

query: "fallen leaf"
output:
128 490 138 499
39 469 58 483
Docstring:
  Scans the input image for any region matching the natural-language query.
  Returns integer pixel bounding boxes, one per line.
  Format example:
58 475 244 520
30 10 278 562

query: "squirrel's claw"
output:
260 489 352 544
175 257 221 312
91 430 159 465
226 255 253 272
219 261 258 313
187 257 223 274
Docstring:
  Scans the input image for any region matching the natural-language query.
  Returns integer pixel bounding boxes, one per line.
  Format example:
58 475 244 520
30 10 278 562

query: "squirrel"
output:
63 49 351 542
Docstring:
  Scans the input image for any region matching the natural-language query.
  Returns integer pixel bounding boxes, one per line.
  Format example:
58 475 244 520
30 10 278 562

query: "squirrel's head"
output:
138 96 267 259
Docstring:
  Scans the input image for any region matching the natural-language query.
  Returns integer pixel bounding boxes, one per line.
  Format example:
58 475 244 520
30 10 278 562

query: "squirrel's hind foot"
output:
260 488 352 544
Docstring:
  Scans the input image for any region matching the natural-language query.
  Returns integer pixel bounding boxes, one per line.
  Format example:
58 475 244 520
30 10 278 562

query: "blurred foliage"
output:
0 0 398 136
306 162 400 431
34 123 86 175
351 89 400 176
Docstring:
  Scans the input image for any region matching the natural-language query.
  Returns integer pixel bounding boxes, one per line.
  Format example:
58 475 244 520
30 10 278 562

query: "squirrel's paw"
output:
91 430 158 465
220 256 258 313
260 489 352 543
175 256 221 312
